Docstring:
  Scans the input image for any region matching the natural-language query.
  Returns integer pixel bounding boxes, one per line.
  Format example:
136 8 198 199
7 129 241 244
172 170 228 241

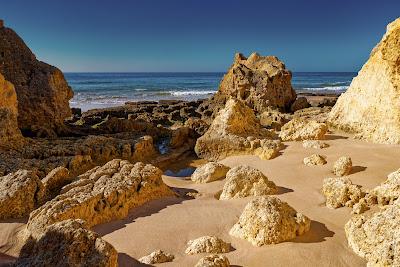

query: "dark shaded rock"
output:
291 97 311 112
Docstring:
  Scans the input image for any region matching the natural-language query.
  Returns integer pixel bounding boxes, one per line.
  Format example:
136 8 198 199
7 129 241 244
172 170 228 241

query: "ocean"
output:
66 72 356 111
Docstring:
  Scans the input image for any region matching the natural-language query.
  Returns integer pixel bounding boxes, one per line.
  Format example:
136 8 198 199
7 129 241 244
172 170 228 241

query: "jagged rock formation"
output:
219 165 277 200
139 250 174 264
191 162 230 183
41 166 71 200
195 99 282 161
259 109 291 130
303 154 327 166
26 159 173 238
185 236 231 255
0 23 73 136
329 18 400 144
15 219 117 267
229 196 310 246
372 168 400 205
333 156 352 176
195 255 230 267
279 118 328 141
322 177 364 209
211 52 296 113
302 140 329 149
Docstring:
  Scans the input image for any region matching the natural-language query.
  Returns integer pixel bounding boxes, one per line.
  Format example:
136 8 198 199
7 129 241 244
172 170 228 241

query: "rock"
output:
291 97 311 112
15 219 117 267
0 25 73 136
195 99 282 161
279 118 328 141
303 154 327 166
322 177 364 208
191 162 230 183
294 106 332 123
219 166 277 200
302 140 329 149
26 159 173 238
329 18 400 144
351 198 370 215
0 170 44 219
213 52 296 113
259 109 291 130
333 156 352 176
41 166 71 199
184 117 209 137
139 250 174 264
372 169 400 205
195 255 230 267
185 236 231 255
345 204 400 266
170 126 191 148
229 196 310 246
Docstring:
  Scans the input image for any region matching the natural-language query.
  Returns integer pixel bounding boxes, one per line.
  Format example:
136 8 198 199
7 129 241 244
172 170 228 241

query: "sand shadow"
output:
118 253 150 267
274 143 288 157
276 186 294 195
351 166 367 175
292 220 334 243
324 135 348 140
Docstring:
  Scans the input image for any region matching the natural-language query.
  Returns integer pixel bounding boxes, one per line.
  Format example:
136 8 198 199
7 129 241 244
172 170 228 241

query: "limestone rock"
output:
26 159 173 238
329 18 400 144
322 177 364 208
191 162 230 183
291 97 311 112
279 118 328 141
345 204 400 266
0 170 44 219
302 140 329 149
351 198 370 215
303 154 327 166
213 52 296 113
372 169 400 205
170 126 191 148
41 166 71 199
195 255 230 267
333 156 352 176
259 109 291 130
195 99 282 161
139 250 174 264
15 219 117 267
219 166 277 200
229 196 311 246
185 236 231 255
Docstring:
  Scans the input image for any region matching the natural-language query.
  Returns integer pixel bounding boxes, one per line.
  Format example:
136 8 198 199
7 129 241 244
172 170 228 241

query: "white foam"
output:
301 86 348 91
169 90 216 96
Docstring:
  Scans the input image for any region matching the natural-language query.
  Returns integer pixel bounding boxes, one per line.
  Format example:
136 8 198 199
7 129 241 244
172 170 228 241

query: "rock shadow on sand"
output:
118 253 149 267
351 166 367 175
292 220 334 243
324 134 348 140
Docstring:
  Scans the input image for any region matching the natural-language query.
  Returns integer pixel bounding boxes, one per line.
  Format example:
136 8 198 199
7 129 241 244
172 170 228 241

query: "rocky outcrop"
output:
139 250 174 264
26 159 173 238
195 99 282 161
0 170 44 219
279 118 328 141
212 52 296 113
0 24 73 136
302 140 329 149
291 97 311 112
229 196 310 246
219 166 277 200
303 154 327 166
15 219 117 267
259 109 291 130
322 177 364 209
191 162 230 183
41 166 71 200
372 169 400 205
195 255 230 267
332 156 352 176
329 18 400 144
185 236 231 255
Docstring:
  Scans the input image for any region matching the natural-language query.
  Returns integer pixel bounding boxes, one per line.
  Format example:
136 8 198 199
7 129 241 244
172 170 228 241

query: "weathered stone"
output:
139 250 174 264
333 156 352 176
291 97 311 112
322 177 364 209
303 154 327 166
219 166 277 200
372 169 400 205
15 219 117 267
259 109 291 130
229 196 310 246
279 118 328 141
185 236 231 255
195 255 230 267
329 18 400 144
41 166 71 199
170 126 191 148
191 162 230 183
302 140 329 149
351 198 370 215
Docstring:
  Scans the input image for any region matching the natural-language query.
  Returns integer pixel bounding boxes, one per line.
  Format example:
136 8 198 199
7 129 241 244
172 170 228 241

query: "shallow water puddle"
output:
164 167 195 178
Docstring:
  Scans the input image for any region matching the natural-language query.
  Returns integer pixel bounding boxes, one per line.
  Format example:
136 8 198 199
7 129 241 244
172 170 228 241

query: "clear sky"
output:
1 0 399 72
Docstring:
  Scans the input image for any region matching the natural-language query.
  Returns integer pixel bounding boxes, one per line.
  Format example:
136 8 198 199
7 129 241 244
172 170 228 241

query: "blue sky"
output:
1 0 399 72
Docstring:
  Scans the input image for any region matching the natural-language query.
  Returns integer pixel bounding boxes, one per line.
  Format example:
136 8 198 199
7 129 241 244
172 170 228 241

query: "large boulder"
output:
195 99 282 161
329 18 400 144
229 196 310 246
191 162 230 183
213 52 296 113
279 118 328 141
26 159 173 238
0 23 73 136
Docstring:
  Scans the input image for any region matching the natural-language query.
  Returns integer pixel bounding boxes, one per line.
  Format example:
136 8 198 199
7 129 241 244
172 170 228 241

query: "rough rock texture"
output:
139 250 174 264
303 154 327 166
333 156 352 176
352 198 370 215
41 166 71 199
185 236 231 255
259 109 291 130
229 196 311 246
0 25 73 136
15 219 117 267
345 204 400 266
302 140 329 149
195 99 282 161
195 255 230 267
26 159 173 238
329 18 400 144
0 170 44 219
291 97 311 112
212 52 296 113
219 166 277 200
372 169 400 205
191 162 230 183
322 177 364 209
279 118 328 141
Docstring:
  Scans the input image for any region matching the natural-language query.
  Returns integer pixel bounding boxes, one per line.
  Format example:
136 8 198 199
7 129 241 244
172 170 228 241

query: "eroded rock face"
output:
185 236 231 255
302 140 329 149
139 250 174 264
291 97 311 112
329 18 400 144
279 118 328 141
229 196 310 246
322 177 364 209
41 166 71 200
195 99 282 161
219 166 277 200
303 154 327 166
191 162 230 183
26 159 173 238
333 156 352 177
15 219 118 267
373 169 400 205
195 255 230 267
0 25 73 136
213 52 296 113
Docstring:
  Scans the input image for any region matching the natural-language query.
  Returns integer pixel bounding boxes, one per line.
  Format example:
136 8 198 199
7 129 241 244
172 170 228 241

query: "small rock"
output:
279 118 328 141
195 254 230 267
302 140 329 149
191 162 230 183
351 198 370 214
372 168 400 205
303 154 327 166
333 156 352 176
139 250 174 264
322 177 364 208
185 236 231 255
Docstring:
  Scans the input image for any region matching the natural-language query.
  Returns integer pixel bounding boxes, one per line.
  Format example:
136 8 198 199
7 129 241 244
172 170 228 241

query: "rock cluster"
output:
229 196 310 246
219 166 277 200
303 154 327 166
139 250 174 264
279 118 328 141
329 18 400 144
195 255 230 267
185 236 231 255
191 162 230 183
302 140 329 149
332 156 352 176
322 177 364 209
